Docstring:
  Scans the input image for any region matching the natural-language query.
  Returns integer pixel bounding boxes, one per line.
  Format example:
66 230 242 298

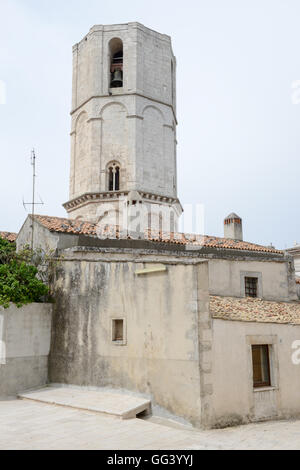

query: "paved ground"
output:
1 398 300 449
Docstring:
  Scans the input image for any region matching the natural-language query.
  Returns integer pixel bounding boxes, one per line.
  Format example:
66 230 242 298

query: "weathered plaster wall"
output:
292 252 300 277
49 248 209 427
0 303 52 397
286 247 300 277
16 217 80 253
295 258 300 277
209 258 297 301
210 319 300 427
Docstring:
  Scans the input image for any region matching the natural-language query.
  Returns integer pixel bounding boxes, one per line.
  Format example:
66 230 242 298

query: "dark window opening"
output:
112 319 124 342
148 212 152 232
110 49 123 88
170 212 175 234
171 60 174 104
108 165 120 192
252 345 271 388
245 277 258 298
112 50 123 65
109 168 114 192
159 212 163 233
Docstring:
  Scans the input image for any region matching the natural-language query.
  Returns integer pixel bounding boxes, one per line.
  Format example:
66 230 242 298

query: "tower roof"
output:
224 213 242 221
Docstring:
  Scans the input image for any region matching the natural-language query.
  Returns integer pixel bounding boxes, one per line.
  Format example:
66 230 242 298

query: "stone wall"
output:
210 318 300 427
49 247 209 427
0 303 52 397
286 246 300 277
66 23 180 223
71 23 175 114
208 258 297 301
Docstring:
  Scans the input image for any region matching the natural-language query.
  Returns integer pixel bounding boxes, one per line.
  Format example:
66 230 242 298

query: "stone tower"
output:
63 23 182 231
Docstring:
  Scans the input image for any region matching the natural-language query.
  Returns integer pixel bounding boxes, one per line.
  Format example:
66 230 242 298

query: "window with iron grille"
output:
252 345 271 388
245 277 258 297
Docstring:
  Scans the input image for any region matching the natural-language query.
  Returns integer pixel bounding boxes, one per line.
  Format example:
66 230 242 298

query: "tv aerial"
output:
22 149 44 250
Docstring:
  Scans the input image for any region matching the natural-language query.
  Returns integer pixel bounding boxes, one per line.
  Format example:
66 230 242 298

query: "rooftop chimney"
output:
224 213 243 241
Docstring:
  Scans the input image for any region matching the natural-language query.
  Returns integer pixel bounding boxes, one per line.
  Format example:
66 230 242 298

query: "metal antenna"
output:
23 149 44 251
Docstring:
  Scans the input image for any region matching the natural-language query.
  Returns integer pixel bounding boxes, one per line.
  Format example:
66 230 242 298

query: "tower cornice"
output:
70 92 178 125
63 191 182 214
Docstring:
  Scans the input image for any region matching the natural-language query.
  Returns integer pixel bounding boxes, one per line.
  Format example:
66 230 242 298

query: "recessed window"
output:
245 277 258 298
112 319 124 342
170 211 175 233
252 345 271 388
171 60 174 104
109 38 123 88
159 212 163 233
108 163 120 192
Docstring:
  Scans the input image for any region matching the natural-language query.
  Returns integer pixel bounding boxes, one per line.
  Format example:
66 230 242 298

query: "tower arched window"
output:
108 163 120 192
109 38 123 88
159 211 163 233
170 211 175 233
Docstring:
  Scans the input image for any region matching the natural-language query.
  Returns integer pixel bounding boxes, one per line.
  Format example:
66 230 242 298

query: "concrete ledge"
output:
18 386 151 420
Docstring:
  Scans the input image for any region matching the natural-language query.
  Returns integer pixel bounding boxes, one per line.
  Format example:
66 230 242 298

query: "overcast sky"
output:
0 0 299 248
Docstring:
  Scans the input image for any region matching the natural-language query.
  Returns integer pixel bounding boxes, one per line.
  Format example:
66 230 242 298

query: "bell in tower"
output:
110 50 123 88
111 68 123 88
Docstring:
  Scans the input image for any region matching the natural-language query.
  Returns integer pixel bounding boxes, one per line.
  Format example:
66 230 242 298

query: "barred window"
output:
245 277 258 298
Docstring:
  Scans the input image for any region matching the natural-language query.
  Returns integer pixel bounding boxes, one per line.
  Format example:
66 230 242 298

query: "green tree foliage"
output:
0 238 16 265
0 238 49 309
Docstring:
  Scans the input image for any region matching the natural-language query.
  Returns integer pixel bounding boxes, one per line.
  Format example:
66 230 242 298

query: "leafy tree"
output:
0 238 49 309
0 238 16 265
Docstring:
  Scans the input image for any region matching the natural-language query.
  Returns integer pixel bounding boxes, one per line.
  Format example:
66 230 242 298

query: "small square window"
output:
252 345 271 388
245 277 258 298
112 319 124 342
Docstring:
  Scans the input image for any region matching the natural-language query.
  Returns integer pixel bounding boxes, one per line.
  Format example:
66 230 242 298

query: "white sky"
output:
0 0 299 249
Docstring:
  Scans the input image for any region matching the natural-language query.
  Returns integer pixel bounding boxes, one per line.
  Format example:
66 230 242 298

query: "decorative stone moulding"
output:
64 191 181 212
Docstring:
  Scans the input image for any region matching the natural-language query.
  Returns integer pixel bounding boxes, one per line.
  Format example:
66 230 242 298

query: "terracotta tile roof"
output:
194 236 282 254
32 215 283 254
0 231 17 243
33 215 97 237
210 295 300 325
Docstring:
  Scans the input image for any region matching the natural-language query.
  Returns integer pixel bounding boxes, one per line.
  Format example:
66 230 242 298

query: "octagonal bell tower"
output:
63 23 182 231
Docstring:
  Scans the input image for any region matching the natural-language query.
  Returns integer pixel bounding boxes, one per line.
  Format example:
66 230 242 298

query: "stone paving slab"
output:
1 399 300 449
18 386 151 420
